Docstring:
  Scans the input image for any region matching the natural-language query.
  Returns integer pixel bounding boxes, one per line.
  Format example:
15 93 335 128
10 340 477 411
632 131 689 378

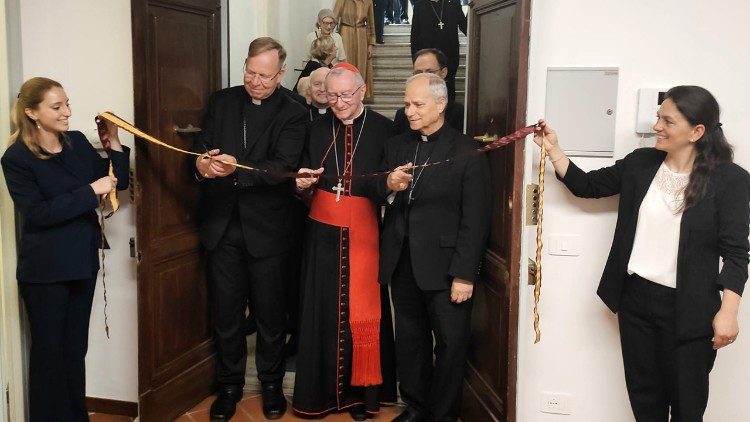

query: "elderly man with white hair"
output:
380 73 491 422
292 62 397 420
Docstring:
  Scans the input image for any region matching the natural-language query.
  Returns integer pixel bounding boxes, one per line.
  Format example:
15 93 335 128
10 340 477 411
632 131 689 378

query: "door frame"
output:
464 0 531 420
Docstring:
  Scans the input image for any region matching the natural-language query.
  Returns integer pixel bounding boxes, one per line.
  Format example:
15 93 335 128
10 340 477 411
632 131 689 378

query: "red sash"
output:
309 189 382 386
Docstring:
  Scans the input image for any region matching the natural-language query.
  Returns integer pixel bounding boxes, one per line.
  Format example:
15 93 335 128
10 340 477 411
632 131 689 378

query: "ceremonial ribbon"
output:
96 111 545 342
94 115 119 338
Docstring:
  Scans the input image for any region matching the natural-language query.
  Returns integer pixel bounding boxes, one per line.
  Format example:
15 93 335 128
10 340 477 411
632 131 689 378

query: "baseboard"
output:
86 396 138 417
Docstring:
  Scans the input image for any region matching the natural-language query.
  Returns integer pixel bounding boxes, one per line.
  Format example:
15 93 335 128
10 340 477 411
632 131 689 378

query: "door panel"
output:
463 0 530 420
132 0 221 420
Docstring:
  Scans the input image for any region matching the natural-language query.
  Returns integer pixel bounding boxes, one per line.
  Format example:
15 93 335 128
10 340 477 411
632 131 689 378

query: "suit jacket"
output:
379 124 490 290
1 131 130 283
561 148 750 339
193 86 307 256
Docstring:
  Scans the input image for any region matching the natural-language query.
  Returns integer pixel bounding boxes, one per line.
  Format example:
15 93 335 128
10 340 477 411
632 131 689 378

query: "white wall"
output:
17 0 138 402
519 1 750 421
228 0 334 87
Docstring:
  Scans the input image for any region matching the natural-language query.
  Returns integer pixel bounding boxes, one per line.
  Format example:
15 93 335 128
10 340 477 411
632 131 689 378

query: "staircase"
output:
370 24 468 120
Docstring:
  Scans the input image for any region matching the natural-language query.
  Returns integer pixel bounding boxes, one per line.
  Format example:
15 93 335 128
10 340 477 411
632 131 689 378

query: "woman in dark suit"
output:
1 77 129 421
535 85 749 421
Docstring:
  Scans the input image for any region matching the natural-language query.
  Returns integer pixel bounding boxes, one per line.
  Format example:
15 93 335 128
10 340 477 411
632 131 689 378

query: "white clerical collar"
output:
341 105 365 125
251 98 262 106
318 107 328 114
420 135 429 142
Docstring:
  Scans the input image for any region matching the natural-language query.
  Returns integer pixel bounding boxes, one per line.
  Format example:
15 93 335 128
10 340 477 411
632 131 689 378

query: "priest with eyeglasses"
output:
292 62 397 420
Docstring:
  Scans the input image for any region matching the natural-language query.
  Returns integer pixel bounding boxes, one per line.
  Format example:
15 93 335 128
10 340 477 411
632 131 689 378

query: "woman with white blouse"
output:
535 85 750 421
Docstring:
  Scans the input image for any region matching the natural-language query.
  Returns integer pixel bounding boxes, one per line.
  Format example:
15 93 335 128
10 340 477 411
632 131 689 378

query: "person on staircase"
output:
410 0 467 104
334 0 377 101
393 48 464 134
304 9 347 68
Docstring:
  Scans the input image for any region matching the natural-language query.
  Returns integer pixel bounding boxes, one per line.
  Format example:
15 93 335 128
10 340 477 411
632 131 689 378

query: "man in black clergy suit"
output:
193 37 307 421
380 73 490 421
393 48 464 134
410 0 467 103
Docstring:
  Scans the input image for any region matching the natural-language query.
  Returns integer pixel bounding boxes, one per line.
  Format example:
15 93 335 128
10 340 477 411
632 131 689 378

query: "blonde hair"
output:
310 35 336 62
9 77 64 159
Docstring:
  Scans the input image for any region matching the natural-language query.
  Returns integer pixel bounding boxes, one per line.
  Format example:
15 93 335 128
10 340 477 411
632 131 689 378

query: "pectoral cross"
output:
438 21 444 29
333 181 345 202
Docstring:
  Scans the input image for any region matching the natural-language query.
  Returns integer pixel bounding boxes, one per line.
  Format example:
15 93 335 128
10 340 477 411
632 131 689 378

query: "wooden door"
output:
462 0 530 421
132 0 221 420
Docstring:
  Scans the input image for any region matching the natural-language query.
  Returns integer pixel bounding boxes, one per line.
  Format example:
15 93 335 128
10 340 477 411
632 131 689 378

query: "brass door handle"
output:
474 133 498 143
173 124 202 133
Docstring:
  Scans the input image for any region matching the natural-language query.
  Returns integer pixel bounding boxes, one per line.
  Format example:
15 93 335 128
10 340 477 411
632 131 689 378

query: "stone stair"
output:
370 24 467 120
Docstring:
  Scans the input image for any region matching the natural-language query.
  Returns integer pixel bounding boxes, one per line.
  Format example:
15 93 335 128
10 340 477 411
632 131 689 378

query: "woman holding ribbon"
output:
1 77 129 421
534 85 749 421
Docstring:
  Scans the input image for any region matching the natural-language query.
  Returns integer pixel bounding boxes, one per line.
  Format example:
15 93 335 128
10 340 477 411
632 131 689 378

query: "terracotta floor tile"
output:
191 395 215 412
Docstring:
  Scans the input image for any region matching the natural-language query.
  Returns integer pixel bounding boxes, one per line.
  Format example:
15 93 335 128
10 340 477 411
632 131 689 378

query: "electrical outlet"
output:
540 392 572 415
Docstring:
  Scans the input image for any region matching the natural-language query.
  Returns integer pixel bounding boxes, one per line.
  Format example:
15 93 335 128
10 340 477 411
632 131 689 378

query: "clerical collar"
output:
248 87 280 106
418 122 446 143
318 107 328 114
341 104 365 125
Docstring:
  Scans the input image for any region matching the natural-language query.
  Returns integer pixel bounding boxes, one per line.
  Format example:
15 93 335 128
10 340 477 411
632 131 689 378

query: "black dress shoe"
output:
391 407 426 422
261 382 287 420
209 385 243 421
348 404 368 421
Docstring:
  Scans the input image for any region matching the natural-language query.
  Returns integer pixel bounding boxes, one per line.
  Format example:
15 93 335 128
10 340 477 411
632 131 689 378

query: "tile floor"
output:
89 393 402 421
176 391 404 421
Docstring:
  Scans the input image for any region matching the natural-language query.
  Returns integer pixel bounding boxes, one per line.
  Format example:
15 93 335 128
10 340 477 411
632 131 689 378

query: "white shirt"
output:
304 30 346 64
627 162 690 288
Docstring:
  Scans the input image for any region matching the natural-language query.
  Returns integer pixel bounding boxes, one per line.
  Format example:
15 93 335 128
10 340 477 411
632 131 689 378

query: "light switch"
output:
548 234 581 256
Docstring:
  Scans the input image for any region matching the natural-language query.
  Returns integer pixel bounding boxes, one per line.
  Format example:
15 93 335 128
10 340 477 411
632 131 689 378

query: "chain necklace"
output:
430 0 445 30
327 107 367 201
408 138 433 204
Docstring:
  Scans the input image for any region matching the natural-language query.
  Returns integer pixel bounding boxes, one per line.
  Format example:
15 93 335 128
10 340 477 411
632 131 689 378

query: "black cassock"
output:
292 108 397 416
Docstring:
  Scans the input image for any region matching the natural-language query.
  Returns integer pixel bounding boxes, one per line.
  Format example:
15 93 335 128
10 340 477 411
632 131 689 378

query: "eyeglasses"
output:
243 61 282 84
320 20 336 27
413 67 446 75
325 84 364 103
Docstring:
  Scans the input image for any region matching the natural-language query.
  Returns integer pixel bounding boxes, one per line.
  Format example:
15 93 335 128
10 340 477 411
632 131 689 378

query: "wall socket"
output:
540 392 572 415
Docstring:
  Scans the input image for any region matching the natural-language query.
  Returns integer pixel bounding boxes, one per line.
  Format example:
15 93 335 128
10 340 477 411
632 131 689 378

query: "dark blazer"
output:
379 124 491 290
193 86 307 256
561 148 750 339
1 131 130 283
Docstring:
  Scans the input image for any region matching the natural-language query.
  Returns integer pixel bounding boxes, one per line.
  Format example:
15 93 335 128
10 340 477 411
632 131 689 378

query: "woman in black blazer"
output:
534 85 749 421
1 77 129 421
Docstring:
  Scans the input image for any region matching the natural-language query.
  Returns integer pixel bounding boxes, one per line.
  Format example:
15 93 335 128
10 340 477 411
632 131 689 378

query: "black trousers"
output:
208 213 288 386
399 0 410 21
373 0 385 41
619 274 716 422
20 277 96 422
390 243 472 422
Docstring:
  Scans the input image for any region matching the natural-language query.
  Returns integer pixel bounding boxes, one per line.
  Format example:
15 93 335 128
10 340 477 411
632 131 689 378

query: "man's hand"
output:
450 277 474 304
196 149 237 178
297 167 324 190
387 163 414 192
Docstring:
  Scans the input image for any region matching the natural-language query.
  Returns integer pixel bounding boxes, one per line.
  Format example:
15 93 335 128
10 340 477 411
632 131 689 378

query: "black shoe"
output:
348 404 368 421
261 382 287 420
402 18 409 24
376 39 385 44
209 385 243 421
391 407 426 422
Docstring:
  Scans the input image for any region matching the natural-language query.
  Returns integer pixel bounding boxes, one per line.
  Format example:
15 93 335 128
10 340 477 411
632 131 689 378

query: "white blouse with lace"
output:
627 162 691 288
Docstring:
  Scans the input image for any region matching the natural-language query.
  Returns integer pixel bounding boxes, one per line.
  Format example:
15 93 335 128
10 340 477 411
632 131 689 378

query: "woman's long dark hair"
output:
665 85 733 209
